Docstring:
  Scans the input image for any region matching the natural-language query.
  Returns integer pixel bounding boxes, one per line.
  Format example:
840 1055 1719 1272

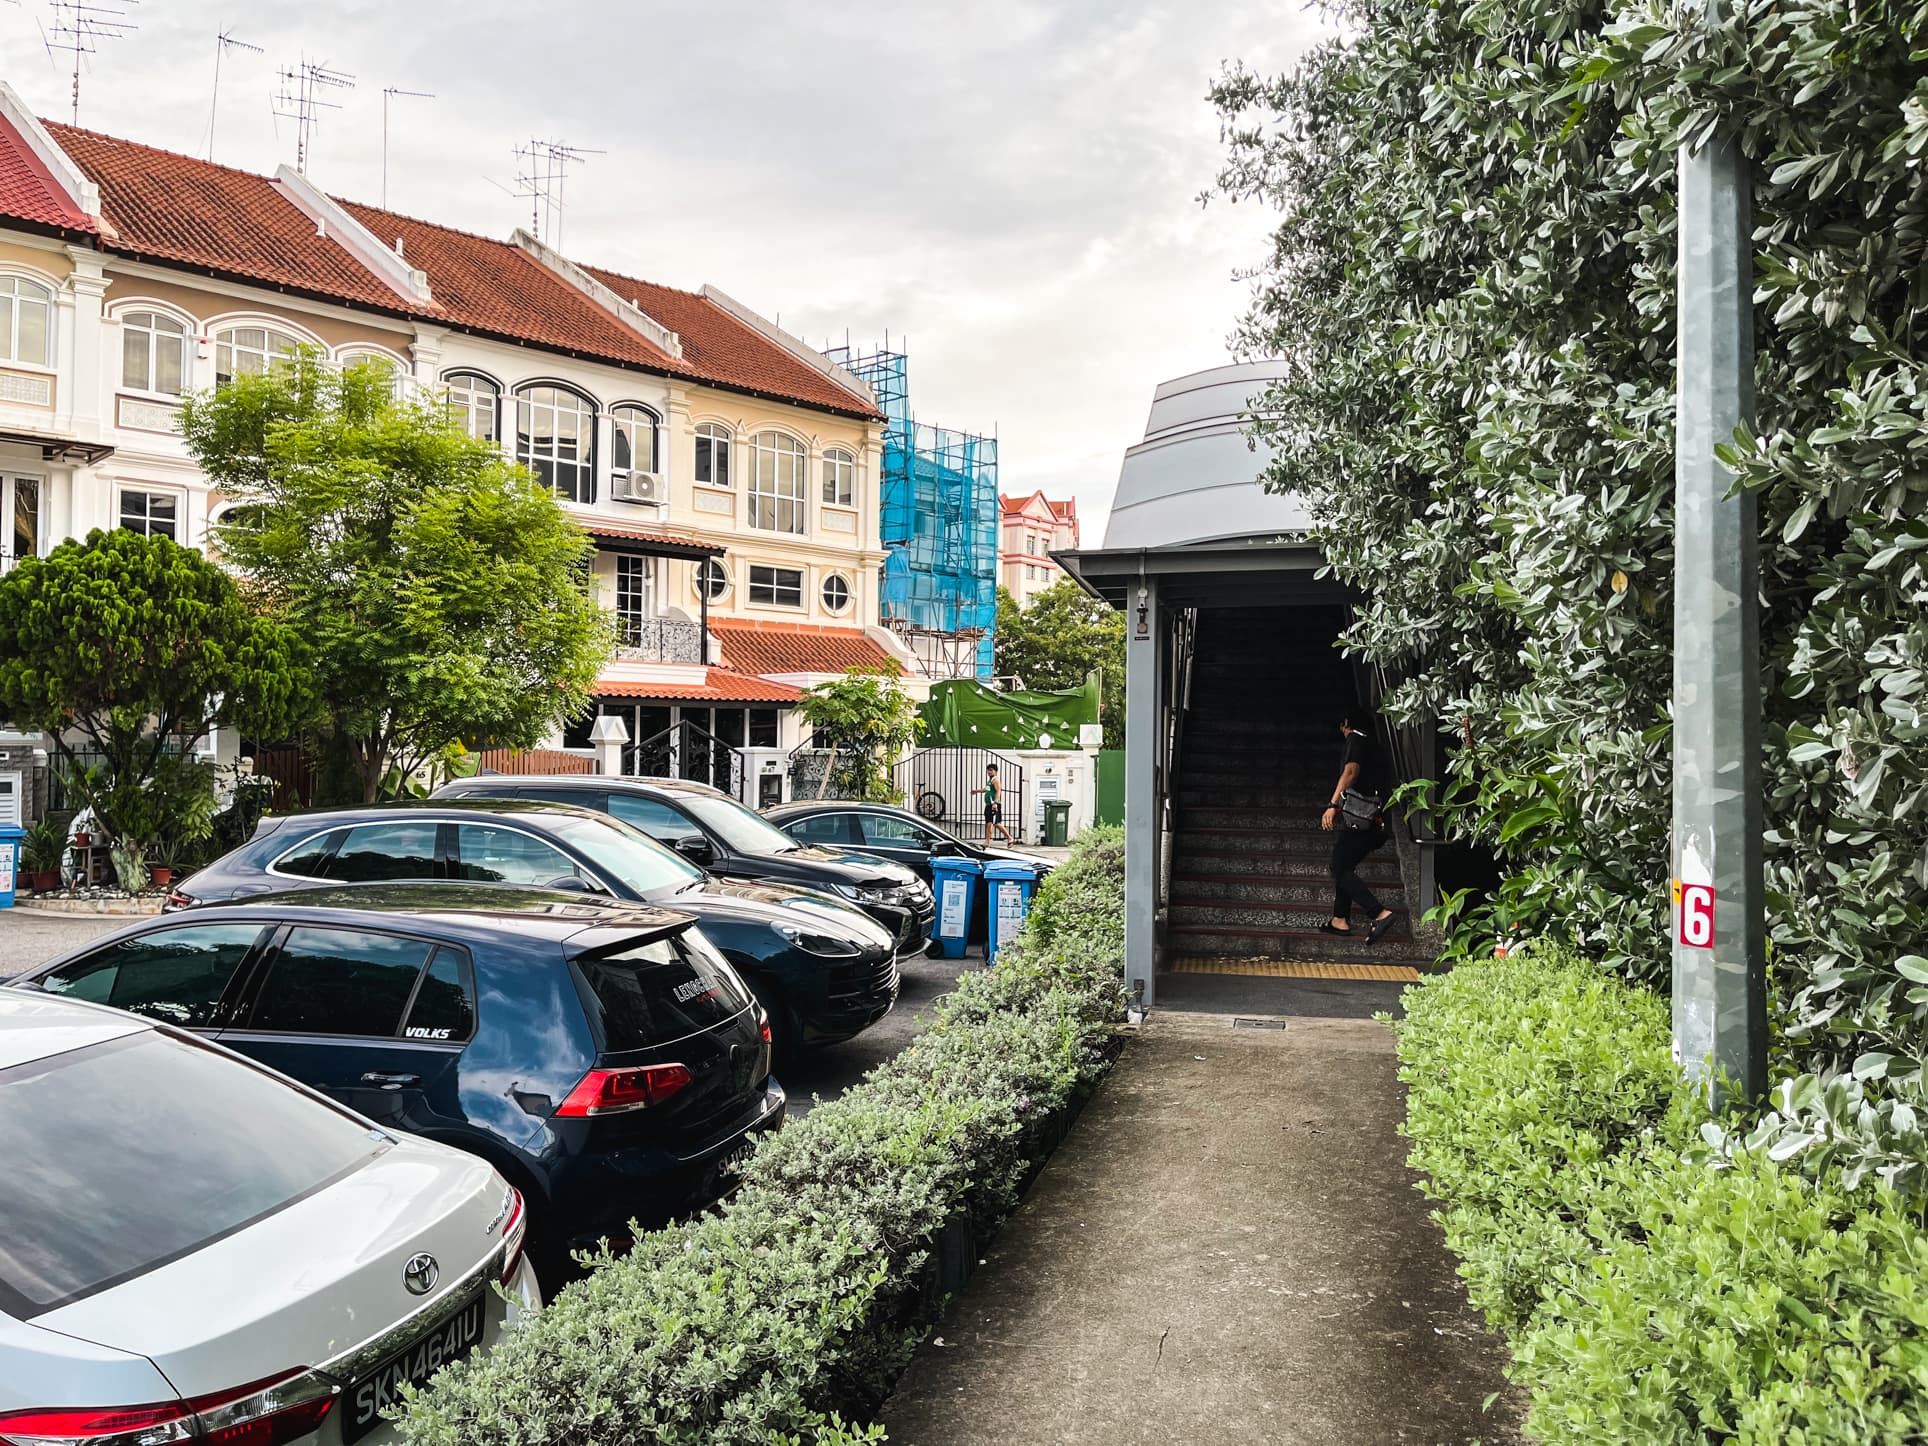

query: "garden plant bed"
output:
397 827 1128 1446
19 891 165 916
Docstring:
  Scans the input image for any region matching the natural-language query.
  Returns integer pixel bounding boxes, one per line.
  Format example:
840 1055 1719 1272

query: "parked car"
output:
432 776 937 956
0 986 536 1446
167 802 900 1058
766 801 1055 943
13 886 785 1283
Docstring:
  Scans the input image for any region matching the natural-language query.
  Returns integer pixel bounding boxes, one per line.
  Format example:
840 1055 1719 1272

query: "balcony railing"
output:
616 615 704 664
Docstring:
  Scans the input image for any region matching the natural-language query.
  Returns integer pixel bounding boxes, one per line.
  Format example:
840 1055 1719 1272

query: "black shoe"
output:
1366 912 1396 944
1318 921 1352 936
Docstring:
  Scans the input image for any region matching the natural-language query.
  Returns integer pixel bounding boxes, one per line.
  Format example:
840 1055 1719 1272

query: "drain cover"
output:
1232 1017 1287 1030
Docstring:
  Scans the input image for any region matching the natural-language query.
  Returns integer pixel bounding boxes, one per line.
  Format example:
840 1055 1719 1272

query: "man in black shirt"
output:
1320 711 1397 942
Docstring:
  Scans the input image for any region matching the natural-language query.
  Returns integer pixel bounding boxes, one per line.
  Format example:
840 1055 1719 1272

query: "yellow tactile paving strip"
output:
1169 958 1420 983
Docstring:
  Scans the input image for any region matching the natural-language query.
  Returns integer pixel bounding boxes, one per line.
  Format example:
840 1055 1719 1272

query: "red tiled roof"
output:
580 263 875 419
583 521 724 556
710 617 902 678
596 667 801 703
14 123 880 420
0 117 93 234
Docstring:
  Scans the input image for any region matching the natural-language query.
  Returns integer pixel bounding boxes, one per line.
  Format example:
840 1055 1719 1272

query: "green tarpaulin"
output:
917 675 1100 751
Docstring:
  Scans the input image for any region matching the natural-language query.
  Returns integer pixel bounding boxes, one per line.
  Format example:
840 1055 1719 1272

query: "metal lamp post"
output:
1671 18 1767 1106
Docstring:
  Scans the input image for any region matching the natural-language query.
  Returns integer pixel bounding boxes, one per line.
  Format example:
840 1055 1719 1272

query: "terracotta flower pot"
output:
72 832 91 847
148 865 173 889
28 870 58 892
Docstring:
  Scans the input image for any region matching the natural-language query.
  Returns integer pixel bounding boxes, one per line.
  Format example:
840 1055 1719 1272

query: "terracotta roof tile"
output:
596 667 801 703
710 617 902 678
582 521 724 555
0 117 92 233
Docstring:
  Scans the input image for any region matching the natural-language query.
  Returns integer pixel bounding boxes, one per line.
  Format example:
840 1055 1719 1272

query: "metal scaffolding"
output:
824 345 998 679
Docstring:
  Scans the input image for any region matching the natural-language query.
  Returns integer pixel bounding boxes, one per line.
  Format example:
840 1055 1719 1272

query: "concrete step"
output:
1173 829 1367 861
1175 788 1333 810
1171 852 1403 884
1170 901 1413 937
1177 808 1348 834
1170 874 1408 909
1167 920 1431 965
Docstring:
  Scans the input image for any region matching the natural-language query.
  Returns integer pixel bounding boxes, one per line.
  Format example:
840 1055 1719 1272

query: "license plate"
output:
343 1292 486 1443
716 1140 756 1180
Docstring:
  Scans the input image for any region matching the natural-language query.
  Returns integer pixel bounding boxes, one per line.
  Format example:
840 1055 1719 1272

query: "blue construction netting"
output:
823 345 999 678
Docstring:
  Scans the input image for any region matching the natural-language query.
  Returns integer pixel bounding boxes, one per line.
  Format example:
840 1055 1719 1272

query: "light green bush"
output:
397 827 1124 1446
1398 948 1928 1443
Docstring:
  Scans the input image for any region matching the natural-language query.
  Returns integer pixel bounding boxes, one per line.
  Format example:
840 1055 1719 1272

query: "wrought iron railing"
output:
615 616 704 664
631 719 744 794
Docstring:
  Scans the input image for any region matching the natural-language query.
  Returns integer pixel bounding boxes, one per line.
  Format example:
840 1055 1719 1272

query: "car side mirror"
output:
673 836 714 864
543 875 595 893
929 839 961 857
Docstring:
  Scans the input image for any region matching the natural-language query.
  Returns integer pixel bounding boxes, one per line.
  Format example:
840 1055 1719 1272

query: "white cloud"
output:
2 0 1331 537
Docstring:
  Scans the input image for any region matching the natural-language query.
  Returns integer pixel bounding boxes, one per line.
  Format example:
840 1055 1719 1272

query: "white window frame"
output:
615 554 654 645
694 557 730 602
695 422 733 488
747 432 807 534
821 572 852 615
117 308 191 396
822 447 855 507
118 487 181 541
3 474 43 572
213 323 306 383
748 563 804 609
611 403 661 480
0 276 53 369
337 348 408 398
514 382 599 504
442 370 501 444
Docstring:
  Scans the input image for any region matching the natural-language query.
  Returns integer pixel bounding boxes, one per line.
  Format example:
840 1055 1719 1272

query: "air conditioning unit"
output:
613 471 664 504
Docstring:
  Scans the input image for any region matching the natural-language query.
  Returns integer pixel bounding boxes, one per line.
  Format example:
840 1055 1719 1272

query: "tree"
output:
0 528 308 886
993 581 1125 747
795 668 919 802
180 359 614 802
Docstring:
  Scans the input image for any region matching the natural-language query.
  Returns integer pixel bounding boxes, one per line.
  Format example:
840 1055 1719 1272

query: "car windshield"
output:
681 793 805 856
544 812 704 895
0 1030 383 1318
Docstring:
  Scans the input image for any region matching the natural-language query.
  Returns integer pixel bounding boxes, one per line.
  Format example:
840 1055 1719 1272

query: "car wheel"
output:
746 976 801 1068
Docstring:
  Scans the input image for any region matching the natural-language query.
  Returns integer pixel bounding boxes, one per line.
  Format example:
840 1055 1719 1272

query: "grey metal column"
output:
1672 67 1766 1105
1125 576 1160 1007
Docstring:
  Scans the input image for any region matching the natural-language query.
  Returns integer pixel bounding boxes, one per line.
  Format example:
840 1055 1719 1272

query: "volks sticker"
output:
405 1026 454 1040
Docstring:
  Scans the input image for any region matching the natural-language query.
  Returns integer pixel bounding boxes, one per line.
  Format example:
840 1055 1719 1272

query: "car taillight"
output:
162 889 195 911
0 1371 336 1446
498 1185 528 1285
554 1063 692 1116
759 1014 772 1073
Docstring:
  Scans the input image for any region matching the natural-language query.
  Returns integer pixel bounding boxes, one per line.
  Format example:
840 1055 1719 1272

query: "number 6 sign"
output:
1677 882 1716 949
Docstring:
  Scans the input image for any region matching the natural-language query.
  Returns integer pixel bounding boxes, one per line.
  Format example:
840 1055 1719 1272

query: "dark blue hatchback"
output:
11 885 785 1280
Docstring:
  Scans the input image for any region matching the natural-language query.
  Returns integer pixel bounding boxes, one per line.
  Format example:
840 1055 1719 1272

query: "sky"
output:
1 1 1331 538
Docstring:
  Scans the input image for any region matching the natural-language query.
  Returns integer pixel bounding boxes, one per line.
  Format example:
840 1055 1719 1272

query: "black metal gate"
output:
631 720 745 796
893 747 1025 844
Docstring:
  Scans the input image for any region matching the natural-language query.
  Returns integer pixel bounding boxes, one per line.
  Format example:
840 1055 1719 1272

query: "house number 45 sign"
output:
1674 880 1716 949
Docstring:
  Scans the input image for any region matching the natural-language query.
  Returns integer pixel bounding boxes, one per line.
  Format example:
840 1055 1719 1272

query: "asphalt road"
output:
0 906 983 1113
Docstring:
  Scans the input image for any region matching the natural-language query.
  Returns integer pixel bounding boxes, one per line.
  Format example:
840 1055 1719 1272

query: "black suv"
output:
171 802 900 1058
434 776 937 956
14 886 785 1281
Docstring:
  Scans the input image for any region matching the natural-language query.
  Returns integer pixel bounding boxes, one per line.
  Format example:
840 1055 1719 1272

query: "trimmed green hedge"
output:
1397 949 1928 1443
397 828 1125 1446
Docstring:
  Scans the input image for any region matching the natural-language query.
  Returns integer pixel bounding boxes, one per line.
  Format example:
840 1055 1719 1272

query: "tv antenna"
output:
380 86 433 209
511 139 603 249
44 0 140 126
273 56 355 175
205 28 263 161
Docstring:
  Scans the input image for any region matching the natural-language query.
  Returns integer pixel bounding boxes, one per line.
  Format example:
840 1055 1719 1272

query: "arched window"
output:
339 349 406 398
0 277 53 367
443 371 500 443
822 447 855 507
214 325 303 383
694 422 732 487
694 557 729 601
611 404 660 479
748 431 807 534
120 310 189 395
514 383 597 502
821 573 852 614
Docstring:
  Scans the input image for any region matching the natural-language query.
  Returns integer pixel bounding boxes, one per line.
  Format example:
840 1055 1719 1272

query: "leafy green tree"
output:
993 581 1124 747
795 667 919 802
0 528 307 886
181 359 614 803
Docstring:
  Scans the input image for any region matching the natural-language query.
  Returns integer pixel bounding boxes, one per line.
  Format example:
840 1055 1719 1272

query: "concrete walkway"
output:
880 1001 1522 1445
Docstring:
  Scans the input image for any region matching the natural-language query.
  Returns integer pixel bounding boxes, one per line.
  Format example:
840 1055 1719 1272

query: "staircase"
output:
1165 608 1433 967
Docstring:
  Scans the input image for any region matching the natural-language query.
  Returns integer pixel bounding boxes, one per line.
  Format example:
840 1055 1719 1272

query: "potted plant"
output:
20 819 65 892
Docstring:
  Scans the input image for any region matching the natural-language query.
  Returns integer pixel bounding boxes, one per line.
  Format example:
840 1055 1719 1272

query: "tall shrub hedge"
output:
1398 949 1928 1442
396 829 1125 1446
1213 0 1928 1161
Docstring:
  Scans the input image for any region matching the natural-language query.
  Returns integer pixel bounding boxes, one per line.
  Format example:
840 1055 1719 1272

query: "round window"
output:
695 558 730 600
822 574 851 613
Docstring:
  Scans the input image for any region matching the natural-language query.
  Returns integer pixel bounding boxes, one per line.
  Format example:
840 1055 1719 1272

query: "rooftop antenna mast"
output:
511 138 603 249
380 86 433 209
273 56 355 175
45 0 140 126
206 28 263 161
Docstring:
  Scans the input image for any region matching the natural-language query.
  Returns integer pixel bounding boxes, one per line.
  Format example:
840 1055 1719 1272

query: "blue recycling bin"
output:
982 859 1042 963
927 854 983 959
0 823 22 910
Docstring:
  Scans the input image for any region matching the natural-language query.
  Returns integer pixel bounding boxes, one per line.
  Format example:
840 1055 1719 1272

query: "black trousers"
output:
1330 824 1387 919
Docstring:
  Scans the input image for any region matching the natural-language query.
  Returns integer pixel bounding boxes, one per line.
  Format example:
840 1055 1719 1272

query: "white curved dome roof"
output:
1099 361 1311 552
